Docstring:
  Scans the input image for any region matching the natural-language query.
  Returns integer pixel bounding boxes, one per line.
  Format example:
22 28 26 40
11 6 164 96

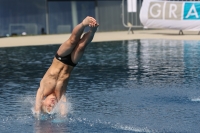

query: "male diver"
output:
34 16 99 115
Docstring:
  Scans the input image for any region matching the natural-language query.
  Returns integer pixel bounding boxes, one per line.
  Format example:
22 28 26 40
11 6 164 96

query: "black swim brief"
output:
55 53 77 67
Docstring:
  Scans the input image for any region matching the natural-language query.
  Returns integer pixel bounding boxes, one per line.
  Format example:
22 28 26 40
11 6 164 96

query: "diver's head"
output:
41 94 58 113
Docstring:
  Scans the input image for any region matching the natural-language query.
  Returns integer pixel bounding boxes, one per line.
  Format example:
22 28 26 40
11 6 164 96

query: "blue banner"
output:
184 3 200 20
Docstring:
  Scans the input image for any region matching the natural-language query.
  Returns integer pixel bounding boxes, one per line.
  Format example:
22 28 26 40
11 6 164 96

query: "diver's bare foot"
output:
82 16 96 27
90 23 99 33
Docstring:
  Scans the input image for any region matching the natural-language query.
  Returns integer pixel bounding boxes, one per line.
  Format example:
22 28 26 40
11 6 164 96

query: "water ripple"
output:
1 40 200 132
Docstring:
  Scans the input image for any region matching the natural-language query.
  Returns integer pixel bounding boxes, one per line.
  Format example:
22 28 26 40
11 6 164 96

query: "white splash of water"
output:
112 123 154 133
73 118 156 133
31 94 73 121
191 97 200 102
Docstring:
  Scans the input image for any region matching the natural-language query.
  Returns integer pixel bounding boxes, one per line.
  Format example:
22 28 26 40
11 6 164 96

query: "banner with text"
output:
140 0 200 30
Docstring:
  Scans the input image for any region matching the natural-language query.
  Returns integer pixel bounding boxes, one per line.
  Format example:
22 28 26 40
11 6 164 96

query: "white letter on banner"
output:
169 4 177 18
186 4 199 19
150 3 161 18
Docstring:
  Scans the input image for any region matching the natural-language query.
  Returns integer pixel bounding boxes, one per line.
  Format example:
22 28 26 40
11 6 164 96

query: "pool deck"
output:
0 29 200 48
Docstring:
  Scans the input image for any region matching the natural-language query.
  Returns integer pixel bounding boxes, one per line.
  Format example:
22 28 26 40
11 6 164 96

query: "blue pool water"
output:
0 39 200 133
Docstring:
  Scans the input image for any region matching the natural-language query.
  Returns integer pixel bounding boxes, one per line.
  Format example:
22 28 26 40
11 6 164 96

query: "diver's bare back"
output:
40 57 73 100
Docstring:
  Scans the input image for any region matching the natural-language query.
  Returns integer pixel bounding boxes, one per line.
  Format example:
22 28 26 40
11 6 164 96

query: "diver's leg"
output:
71 24 99 64
57 16 97 57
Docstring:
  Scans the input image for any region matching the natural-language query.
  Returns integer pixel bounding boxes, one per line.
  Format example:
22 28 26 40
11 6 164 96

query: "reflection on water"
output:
0 40 200 133
34 120 67 133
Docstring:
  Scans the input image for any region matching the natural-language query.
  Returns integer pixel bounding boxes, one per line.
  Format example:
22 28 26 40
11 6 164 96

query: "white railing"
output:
121 0 143 34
